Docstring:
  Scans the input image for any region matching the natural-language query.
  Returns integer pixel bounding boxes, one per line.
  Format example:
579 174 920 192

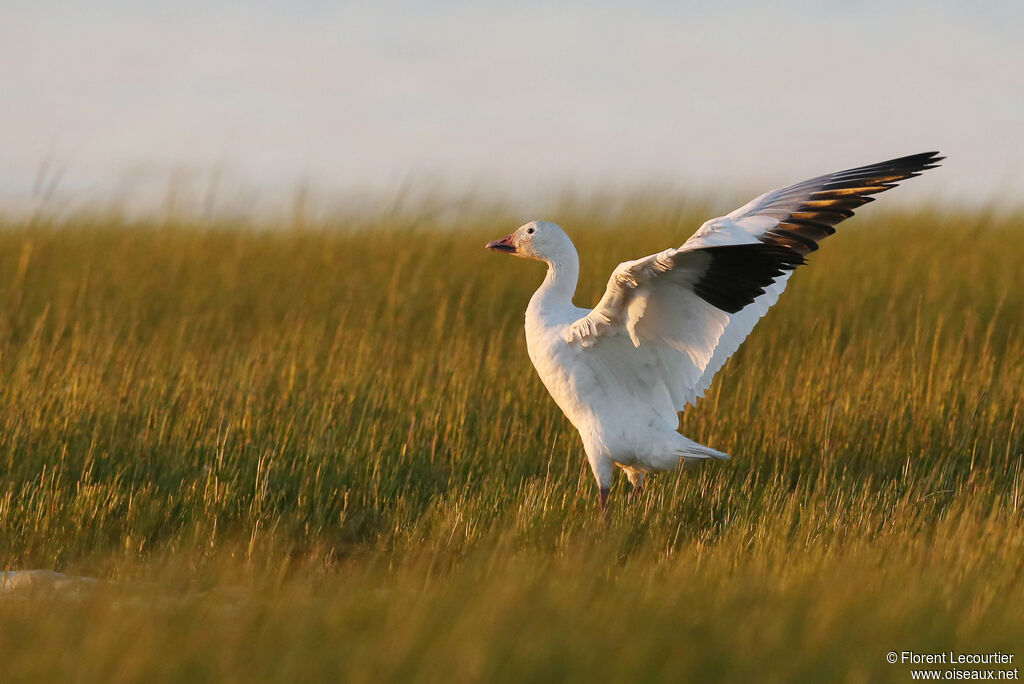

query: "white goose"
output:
486 152 942 515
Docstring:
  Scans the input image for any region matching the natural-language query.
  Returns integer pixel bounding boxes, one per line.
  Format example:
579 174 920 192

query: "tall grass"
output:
0 201 1020 682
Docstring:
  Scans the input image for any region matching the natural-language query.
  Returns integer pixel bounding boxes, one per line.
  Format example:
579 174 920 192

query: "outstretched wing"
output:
566 151 942 409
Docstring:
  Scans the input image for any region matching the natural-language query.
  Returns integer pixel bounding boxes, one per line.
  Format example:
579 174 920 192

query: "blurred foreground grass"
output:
0 201 1020 682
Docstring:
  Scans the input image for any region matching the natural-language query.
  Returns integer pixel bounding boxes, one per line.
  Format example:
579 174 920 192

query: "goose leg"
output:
626 470 645 502
588 455 614 523
598 487 610 522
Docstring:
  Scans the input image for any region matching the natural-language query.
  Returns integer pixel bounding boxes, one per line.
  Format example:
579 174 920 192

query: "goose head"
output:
485 220 574 263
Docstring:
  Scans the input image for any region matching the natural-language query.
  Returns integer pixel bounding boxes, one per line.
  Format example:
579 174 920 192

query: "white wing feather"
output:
565 152 942 411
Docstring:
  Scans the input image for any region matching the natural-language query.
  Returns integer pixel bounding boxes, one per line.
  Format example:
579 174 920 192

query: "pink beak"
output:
485 233 517 254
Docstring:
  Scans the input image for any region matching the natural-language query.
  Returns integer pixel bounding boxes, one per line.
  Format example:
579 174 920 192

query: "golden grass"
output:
0 202 1020 682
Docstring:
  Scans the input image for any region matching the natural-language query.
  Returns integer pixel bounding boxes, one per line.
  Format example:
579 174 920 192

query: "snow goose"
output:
486 151 942 515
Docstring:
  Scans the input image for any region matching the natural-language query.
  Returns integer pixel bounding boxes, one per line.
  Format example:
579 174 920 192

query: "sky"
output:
1 1 1022 217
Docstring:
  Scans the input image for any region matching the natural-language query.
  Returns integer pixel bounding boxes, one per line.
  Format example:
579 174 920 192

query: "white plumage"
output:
486 152 942 513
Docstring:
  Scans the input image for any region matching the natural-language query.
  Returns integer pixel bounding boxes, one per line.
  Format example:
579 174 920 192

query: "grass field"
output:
0 200 1020 682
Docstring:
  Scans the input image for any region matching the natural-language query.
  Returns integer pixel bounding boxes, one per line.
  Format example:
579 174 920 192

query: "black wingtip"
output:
857 150 944 172
763 151 943 254
889 151 944 170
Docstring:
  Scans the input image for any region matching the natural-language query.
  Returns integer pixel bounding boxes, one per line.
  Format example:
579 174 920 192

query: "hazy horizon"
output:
3 1 1022 217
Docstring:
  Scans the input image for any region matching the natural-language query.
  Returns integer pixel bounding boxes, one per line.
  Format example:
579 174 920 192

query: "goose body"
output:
486 152 942 513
